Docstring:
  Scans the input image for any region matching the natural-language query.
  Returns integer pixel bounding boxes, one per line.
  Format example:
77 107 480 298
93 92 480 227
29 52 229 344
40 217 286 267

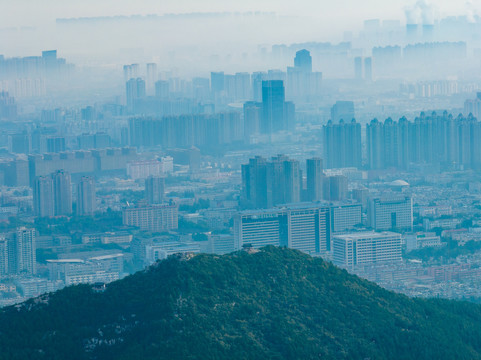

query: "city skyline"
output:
4 1 481 354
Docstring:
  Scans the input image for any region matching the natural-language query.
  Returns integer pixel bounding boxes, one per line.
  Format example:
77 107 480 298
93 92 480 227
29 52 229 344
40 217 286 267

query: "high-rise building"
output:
145 175 165 205
126 78 146 111
287 50 321 103
294 49 312 73
367 117 409 170
243 101 262 141
77 176 96 216
42 50 58 74
123 63 140 82
210 72 225 94
234 72 251 100
33 175 54 217
306 158 323 201
146 63 157 94
10 227 37 275
241 155 301 209
283 159 301 204
262 80 291 134
128 113 242 148
363 113 481 171
366 118 385 169
333 231 402 268
368 196 413 231
52 170 72 216
241 156 268 209
323 119 362 169
0 234 8 276
325 175 348 201
234 203 330 254
251 72 266 102
0 92 17 121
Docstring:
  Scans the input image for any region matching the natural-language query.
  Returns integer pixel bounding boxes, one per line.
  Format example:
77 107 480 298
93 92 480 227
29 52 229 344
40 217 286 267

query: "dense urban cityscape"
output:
2 3 481 311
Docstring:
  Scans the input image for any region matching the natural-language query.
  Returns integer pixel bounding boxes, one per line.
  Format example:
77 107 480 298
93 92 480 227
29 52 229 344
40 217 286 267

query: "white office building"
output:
234 203 330 254
333 231 402 268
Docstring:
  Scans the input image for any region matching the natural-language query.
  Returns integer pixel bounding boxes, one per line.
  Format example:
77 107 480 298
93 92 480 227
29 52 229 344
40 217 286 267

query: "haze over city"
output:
3 0 481 358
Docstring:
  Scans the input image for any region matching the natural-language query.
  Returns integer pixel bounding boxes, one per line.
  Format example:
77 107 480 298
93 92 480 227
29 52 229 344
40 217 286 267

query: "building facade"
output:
368 196 413 231
333 231 402 268
122 204 178 232
234 203 330 254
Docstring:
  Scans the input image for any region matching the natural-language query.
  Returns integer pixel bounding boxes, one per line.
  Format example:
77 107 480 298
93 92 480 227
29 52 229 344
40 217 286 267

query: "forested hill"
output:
2 246 481 359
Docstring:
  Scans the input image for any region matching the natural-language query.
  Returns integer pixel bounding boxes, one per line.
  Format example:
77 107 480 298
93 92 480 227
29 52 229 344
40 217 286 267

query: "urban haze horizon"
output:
3 0 481 333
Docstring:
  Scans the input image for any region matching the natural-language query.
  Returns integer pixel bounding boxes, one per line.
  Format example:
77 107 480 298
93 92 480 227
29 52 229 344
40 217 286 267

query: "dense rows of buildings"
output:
241 155 349 209
366 112 481 170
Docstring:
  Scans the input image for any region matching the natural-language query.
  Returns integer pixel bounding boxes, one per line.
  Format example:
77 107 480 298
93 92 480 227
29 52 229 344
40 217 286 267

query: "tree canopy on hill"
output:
2 246 481 359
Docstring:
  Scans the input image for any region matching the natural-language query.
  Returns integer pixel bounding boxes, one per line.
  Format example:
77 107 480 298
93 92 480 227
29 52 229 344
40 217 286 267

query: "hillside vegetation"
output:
2 246 481 359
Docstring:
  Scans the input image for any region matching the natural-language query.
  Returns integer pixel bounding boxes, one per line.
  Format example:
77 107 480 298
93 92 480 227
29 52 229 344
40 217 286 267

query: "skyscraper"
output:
366 118 385 169
13 227 36 275
243 101 262 142
261 80 286 134
251 72 266 102
126 78 146 111
146 63 157 95
283 159 301 204
287 49 322 102
241 155 301 209
52 170 72 216
294 49 312 73
77 176 96 216
241 156 268 209
145 175 165 205
33 175 54 217
306 158 324 201
323 119 362 169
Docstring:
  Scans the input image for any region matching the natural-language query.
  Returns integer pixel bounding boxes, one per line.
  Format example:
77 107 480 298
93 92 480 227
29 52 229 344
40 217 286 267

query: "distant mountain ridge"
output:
2 246 481 359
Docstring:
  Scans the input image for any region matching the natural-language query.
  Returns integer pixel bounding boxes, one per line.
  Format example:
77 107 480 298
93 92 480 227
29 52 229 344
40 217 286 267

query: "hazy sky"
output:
1 0 480 28
2 0 481 65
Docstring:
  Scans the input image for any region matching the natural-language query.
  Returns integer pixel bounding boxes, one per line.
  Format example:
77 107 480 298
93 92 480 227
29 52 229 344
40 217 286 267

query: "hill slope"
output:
2 246 481 359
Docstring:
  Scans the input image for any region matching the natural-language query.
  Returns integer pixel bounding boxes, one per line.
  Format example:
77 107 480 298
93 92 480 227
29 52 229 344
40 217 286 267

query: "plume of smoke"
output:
404 0 436 25
465 1 477 23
